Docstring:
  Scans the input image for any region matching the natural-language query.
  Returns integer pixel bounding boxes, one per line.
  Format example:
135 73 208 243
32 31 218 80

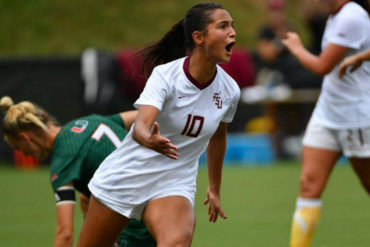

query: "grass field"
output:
1 162 370 247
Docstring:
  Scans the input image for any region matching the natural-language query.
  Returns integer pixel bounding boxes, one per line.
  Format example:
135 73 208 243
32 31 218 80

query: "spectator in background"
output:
241 22 323 159
252 26 322 91
302 0 330 55
218 48 255 89
264 0 291 39
242 0 322 104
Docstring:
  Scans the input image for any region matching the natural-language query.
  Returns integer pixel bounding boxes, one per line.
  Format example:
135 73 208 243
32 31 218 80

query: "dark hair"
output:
352 0 370 15
134 2 224 78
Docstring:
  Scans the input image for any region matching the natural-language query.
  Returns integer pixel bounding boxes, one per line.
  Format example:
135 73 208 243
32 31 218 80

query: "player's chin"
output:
218 54 231 64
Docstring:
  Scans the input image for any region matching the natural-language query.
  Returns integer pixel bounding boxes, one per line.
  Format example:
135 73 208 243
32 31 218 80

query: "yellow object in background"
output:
245 116 275 133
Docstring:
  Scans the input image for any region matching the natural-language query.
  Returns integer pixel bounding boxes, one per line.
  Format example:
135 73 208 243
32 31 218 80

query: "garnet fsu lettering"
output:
213 92 222 109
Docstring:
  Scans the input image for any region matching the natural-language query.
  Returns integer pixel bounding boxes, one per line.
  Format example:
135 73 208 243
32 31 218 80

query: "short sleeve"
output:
328 14 366 49
222 86 241 123
50 156 81 192
134 67 170 111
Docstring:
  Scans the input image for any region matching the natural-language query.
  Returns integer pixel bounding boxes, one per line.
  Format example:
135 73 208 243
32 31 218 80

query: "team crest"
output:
50 173 58 182
71 120 89 133
213 92 223 109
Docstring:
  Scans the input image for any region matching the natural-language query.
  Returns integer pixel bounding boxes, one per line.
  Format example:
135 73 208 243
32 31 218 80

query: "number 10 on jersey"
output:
181 114 204 138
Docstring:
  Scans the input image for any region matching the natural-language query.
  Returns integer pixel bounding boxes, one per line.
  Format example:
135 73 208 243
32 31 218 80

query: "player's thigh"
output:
77 196 130 247
300 146 341 197
143 195 195 246
300 120 342 197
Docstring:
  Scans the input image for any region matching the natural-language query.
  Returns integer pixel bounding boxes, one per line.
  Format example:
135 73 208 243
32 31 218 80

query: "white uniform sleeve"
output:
134 67 170 111
222 85 240 123
328 14 366 49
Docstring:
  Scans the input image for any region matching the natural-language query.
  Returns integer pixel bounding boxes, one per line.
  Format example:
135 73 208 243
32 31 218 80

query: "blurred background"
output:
3 1 369 247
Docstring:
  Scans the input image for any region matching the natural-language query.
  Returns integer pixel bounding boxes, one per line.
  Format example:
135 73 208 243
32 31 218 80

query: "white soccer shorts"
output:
302 118 370 158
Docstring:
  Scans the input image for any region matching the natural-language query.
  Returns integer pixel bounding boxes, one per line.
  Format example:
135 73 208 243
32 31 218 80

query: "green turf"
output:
1 162 369 246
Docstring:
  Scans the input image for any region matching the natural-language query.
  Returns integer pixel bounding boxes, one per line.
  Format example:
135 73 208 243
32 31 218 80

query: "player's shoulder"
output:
337 2 368 21
65 114 116 127
153 57 187 81
64 114 93 128
86 113 122 124
155 57 186 72
59 114 104 138
216 64 240 92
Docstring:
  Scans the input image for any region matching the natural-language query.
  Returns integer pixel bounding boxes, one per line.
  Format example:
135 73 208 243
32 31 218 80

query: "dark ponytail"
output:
134 2 224 78
134 20 187 78
352 0 370 15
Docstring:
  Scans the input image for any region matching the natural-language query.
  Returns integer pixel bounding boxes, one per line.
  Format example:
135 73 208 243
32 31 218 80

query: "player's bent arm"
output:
54 184 76 247
353 49 370 62
133 105 178 159
282 32 348 76
204 122 228 222
132 105 159 146
358 50 370 62
119 110 138 130
339 49 370 77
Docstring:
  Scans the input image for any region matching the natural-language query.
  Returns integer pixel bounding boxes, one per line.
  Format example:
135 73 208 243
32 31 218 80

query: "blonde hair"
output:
0 96 59 138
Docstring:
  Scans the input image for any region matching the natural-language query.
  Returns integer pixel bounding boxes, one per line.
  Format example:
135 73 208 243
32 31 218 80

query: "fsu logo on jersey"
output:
71 120 89 133
213 92 223 109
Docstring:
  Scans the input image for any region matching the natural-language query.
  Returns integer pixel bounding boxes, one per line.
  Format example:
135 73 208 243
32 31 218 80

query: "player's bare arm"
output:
283 32 348 76
54 183 76 247
119 110 138 130
204 122 228 222
339 50 370 78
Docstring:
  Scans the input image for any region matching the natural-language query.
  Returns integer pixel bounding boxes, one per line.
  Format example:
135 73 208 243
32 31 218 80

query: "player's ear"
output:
193 31 205 46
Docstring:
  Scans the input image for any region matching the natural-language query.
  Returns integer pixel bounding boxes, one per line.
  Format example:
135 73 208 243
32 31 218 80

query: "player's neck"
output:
188 54 216 84
47 125 61 149
332 0 349 15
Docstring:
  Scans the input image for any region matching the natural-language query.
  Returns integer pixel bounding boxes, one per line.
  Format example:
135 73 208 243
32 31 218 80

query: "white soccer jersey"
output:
89 56 240 215
312 2 370 129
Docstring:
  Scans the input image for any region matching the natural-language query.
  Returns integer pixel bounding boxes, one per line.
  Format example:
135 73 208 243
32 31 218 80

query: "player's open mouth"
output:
225 42 235 53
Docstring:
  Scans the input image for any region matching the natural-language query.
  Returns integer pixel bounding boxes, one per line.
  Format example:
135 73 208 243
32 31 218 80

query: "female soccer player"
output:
282 0 370 246
0 96 155 247
338 49 370 77
77 3 240 247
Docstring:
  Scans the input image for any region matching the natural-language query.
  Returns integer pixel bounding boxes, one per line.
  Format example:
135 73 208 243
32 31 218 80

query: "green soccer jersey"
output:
50 114 155 247
50 114 126 196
